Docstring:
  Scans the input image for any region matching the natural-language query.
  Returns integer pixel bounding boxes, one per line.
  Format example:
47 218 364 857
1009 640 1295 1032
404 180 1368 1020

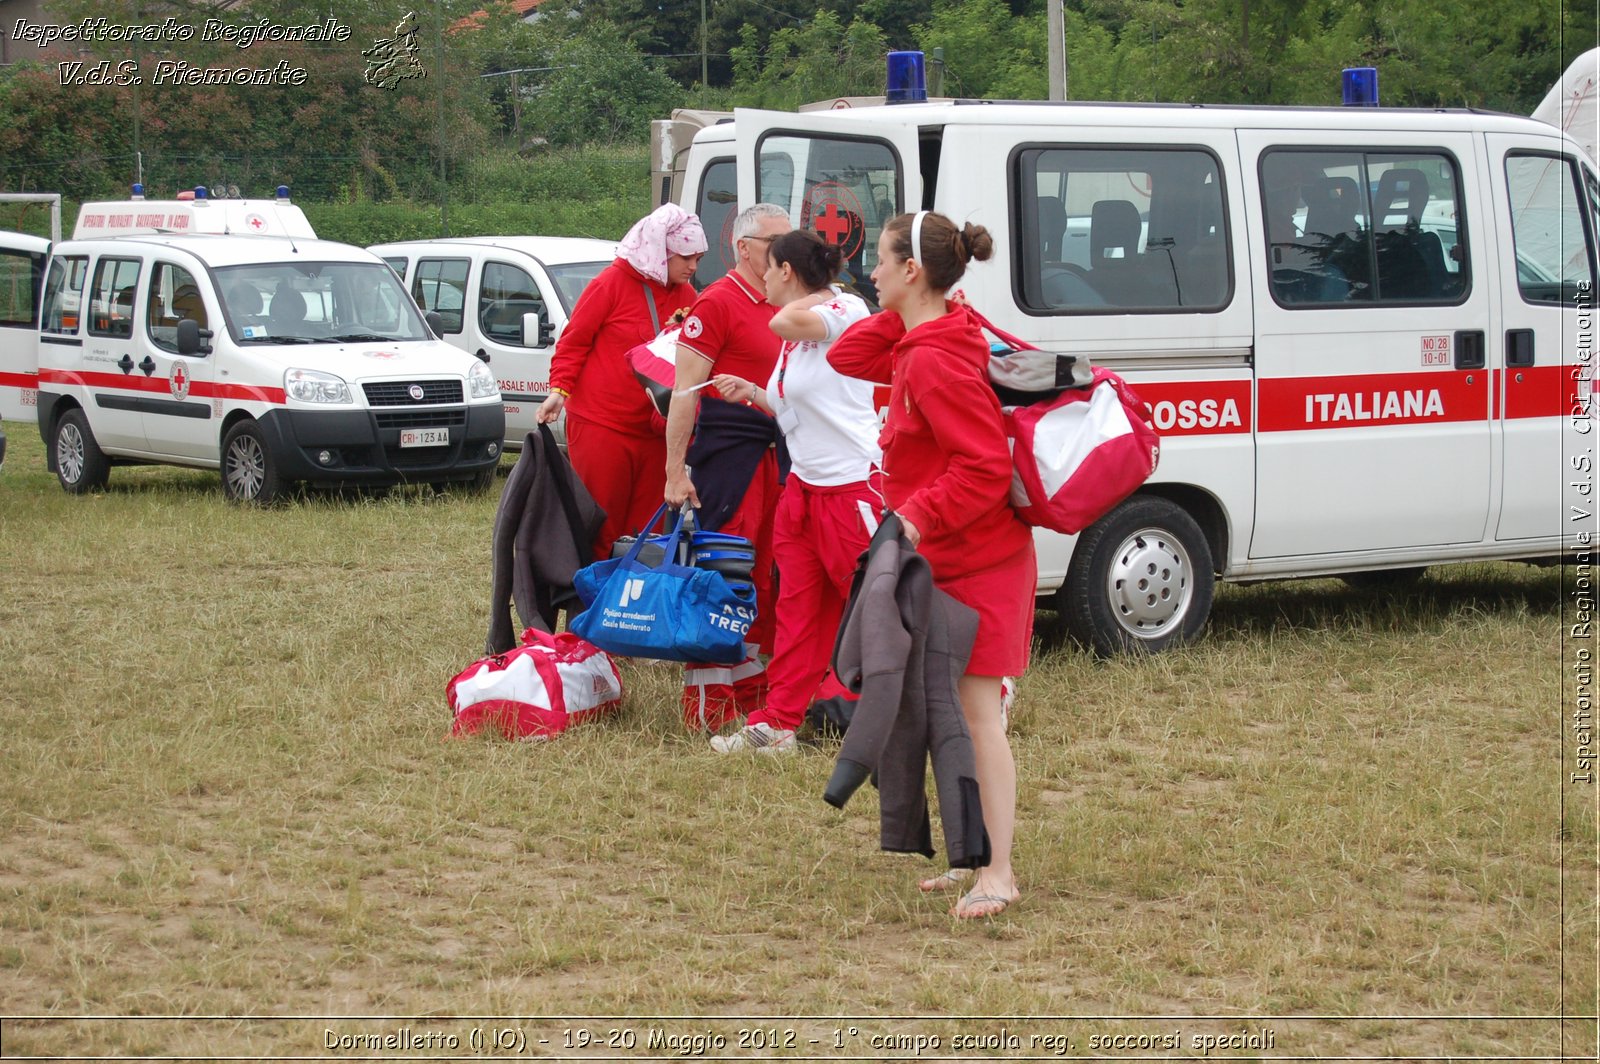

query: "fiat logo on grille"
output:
408 384 425 401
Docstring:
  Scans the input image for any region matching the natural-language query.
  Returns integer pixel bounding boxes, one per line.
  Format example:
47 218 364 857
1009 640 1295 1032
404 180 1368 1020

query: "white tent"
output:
1519 49 1600 278
1532 47 1599 163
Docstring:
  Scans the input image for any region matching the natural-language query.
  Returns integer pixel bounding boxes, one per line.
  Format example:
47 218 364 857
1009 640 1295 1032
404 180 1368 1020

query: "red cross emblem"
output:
170 360 191 400
814 202 850 246
246 213 266 231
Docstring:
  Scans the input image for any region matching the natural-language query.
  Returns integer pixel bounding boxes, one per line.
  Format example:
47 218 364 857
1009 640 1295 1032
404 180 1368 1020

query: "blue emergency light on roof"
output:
1342 67 1379 107
276 185 290 202
194 185 209 201
886 51 927 105
131 183 144 200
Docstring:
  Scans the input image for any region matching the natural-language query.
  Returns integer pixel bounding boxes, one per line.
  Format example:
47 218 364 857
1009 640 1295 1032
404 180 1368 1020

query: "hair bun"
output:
958 223 994 264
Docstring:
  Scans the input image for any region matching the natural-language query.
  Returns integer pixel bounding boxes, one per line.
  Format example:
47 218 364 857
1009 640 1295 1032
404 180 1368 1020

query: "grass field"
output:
0 427 1594 1060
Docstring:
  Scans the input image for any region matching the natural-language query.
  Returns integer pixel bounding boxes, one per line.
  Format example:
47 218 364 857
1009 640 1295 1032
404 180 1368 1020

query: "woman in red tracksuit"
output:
829 210 1036 920
537 204 705 560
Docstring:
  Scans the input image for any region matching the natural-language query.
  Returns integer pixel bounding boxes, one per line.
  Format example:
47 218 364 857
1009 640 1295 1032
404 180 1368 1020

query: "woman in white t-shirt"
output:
709 230 879 754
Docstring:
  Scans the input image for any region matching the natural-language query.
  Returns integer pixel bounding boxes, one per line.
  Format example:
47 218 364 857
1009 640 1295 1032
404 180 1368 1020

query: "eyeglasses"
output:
742 234 778 244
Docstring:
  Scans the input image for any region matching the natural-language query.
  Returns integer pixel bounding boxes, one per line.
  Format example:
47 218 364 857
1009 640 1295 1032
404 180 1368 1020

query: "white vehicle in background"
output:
32 189 505 502
370 236 614 447
0 230 53 422
664 60 1599 654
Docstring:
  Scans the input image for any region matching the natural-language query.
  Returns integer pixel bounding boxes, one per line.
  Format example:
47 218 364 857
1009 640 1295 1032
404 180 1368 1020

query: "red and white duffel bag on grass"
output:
1004 365 1160 535
448 629 623 741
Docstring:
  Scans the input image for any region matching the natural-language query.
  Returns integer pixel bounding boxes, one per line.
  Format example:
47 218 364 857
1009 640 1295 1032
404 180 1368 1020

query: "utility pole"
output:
700 0 708 90
1048 0 1065 101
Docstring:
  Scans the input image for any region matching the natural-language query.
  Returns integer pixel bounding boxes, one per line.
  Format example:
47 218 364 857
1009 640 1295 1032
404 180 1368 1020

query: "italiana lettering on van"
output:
1304 388 1446 424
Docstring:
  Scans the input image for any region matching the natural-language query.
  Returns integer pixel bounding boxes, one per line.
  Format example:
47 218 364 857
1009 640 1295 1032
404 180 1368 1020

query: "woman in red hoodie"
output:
537 204 705 559
831 210 1036 919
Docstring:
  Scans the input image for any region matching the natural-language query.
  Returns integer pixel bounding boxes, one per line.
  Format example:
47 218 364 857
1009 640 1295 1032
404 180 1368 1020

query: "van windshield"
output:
215 261 429 344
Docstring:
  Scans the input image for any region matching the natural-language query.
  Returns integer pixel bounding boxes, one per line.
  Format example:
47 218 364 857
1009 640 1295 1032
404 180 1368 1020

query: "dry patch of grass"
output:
0 429 1592 1059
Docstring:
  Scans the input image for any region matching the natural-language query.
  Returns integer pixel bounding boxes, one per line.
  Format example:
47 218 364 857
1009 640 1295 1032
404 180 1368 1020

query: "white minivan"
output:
30 195 505 501
0 231 51 422
668 90 1599 653
370 236 614 446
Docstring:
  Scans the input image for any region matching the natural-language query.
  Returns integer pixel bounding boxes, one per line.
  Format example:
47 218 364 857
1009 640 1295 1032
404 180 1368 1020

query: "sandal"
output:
952 886 1020 920
917 868 973 894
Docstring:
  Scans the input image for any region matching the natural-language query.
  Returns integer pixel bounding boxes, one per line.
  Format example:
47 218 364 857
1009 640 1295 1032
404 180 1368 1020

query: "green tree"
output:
525 21 685 146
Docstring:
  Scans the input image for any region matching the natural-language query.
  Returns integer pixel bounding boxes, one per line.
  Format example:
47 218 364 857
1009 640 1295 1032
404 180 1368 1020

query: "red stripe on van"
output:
38 368 286 405
0 371 38 389
1501 363 1586 421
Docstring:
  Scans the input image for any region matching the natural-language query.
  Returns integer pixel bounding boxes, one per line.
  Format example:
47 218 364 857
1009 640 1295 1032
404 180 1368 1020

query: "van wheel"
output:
54 409 110 494
1341 566 1427 590
221 421 284 504
469 466 497 493
1061 496 1215 656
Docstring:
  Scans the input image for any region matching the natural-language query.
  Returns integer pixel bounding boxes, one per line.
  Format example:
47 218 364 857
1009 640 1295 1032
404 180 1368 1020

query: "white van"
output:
0 231 51 422
31 194 505 501
369 236 615 446
671 95 1598 653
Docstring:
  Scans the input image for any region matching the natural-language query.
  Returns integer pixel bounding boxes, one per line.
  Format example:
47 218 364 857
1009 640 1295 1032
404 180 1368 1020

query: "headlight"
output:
285 368 353 404
468 358 499 399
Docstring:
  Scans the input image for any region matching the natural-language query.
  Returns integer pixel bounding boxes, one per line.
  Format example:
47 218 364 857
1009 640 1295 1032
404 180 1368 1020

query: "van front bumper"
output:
258 403 505 484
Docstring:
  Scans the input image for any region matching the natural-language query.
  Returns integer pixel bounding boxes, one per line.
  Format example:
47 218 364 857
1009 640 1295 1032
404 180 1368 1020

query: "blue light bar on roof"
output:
886 51 927 105
1342 67 1379 107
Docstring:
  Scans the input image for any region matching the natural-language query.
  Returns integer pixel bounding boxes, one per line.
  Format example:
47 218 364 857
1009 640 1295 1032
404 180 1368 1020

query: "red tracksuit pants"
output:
681 449 780 731
746 475 878 733
565 412 667 562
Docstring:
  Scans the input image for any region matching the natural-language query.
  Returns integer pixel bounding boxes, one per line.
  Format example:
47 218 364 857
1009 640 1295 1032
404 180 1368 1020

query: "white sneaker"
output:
710 722 797 754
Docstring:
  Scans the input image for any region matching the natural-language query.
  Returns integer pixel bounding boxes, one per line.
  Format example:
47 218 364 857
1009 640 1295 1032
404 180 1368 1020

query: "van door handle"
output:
474 349 490 364
117 354 135 374
139 356 157 376
1455 330 1486 370
1506 329 1535 368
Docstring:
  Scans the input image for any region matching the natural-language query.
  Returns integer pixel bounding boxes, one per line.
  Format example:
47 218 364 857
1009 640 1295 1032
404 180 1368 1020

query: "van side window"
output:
411 257 468 334
88 258 141 339
1015 146 1231 313
755 133 901 308
147 263 207 353
695 158 738 290
1261 150 1468 307
0 248 44 327
381 256 408 280
479 262 545 347
41 256 87 335
1504 153 1594 305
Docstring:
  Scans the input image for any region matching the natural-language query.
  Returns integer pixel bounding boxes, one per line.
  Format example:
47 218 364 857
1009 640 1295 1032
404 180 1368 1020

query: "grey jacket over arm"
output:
824 515 990 869
486 427 606 654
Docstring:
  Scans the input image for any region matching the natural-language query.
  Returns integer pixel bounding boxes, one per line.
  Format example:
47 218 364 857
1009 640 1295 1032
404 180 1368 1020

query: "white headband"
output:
910 210 929 266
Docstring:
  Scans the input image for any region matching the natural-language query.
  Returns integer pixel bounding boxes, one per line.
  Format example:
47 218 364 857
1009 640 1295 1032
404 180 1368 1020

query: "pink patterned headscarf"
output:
617 204 707 285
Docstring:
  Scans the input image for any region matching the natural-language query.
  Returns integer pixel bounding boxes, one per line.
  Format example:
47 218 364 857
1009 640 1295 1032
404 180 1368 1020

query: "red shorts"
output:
936 544 1037 676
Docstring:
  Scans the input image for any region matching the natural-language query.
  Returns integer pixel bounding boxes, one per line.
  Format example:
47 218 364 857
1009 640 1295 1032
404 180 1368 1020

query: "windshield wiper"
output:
327 333 396 343
238 335 320 344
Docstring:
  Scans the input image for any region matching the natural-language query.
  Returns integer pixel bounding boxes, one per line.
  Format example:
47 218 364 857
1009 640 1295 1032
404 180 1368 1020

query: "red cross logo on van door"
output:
170 360 191 401
815 203 850 246
802 182 865 264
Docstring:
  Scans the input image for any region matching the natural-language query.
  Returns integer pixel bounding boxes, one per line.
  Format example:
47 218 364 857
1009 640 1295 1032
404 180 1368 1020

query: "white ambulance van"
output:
0 231 51 422
671 85 1598 653
369 236 614 447
32 191 505 502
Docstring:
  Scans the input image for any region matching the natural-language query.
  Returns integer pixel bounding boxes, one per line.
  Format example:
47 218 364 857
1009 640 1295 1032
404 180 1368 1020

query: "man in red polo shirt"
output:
665 203 792 732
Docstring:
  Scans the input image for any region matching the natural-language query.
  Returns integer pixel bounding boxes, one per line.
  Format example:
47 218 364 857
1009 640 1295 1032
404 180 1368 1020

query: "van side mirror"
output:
176 317 212 356
424 310 444 338
522 310 544 348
